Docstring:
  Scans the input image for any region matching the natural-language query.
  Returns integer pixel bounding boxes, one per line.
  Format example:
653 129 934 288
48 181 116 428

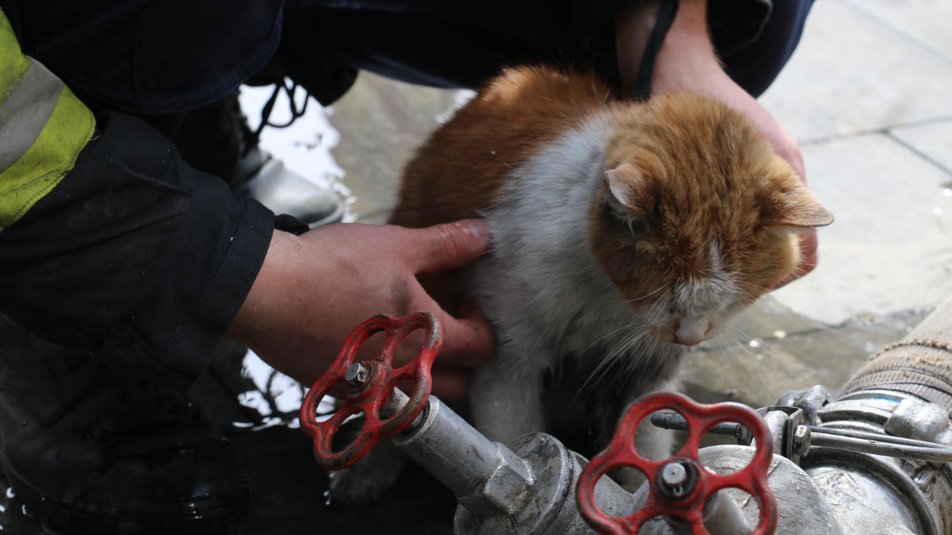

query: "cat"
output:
330 65 832 503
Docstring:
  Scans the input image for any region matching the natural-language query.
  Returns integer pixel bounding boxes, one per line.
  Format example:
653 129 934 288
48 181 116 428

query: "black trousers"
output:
280 0 814 105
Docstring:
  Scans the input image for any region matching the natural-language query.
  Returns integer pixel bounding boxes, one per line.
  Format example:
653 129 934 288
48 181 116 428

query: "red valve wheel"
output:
299 312 442 471
576 392 777 535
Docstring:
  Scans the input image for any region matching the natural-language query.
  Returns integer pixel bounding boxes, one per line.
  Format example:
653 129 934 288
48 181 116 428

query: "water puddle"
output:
232 349 337 431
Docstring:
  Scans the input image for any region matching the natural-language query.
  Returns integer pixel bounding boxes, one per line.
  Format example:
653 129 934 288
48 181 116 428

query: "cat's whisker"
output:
584 332 639 388
581 328 650 393
582 321 643 353
626 283 671 304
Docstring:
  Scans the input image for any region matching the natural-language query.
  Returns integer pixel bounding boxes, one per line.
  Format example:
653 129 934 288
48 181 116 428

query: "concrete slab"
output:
759 0 952 142
890 119 952 177
771 132 952 324
682 308 930 409
843 0 952 64
327 73 462 223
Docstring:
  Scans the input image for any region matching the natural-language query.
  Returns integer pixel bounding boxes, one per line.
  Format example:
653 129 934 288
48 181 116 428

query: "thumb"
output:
411 219 491 273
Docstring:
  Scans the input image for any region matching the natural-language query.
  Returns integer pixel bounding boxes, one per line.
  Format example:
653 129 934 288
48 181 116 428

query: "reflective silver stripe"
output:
0 58 64 172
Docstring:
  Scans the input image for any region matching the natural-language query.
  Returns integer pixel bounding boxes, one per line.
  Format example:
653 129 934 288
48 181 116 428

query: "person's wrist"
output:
226 229 298 342
650 0 720 93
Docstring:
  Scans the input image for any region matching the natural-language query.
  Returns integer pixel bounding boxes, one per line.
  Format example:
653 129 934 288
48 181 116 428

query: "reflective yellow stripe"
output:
0 11 30 105
0 60 63 170
0 8 96 231
0 87 95 231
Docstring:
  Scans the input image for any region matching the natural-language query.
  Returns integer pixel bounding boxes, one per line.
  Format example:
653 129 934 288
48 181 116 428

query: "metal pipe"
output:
391 393 633 534
803 294 952 535
392 395 534 517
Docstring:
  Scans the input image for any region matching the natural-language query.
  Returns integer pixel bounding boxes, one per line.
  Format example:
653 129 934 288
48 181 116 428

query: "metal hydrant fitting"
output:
300 313 776 534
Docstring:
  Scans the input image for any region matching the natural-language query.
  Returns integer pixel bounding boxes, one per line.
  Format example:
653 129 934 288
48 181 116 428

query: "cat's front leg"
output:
328 437 408 505
468 347 547 445
601 376 684 492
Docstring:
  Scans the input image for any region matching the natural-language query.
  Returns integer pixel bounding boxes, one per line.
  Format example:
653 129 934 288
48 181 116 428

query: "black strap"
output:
632 0 680 100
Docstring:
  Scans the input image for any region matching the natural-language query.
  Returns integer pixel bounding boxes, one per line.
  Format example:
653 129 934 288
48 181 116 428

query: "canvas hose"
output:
843 294 952 413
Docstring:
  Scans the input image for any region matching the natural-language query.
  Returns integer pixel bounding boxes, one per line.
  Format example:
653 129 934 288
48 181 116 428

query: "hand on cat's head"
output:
617 0 821 288
596 92 831 347
228 220 496 402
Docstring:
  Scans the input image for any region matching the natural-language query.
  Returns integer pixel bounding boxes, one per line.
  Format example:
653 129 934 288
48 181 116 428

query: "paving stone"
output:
683 308 930 409
715 296 826 342
770 133 952 324
326 73 461 222
890 119 952 177
842 0 952 64
759 0 952 142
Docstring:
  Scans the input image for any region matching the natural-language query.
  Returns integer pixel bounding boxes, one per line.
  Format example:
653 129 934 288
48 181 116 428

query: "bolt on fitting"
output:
345 362 371 392
657 460 697 499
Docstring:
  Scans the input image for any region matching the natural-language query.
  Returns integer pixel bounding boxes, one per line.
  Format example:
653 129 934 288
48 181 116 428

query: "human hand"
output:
227 219 495 401
615 0 817 287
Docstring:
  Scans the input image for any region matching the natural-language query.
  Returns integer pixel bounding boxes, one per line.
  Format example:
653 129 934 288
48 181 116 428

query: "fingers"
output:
775 230 819 289
431 366 472 402
430 305 495 368
401 288 494 400
797 230 819 274
410 219 491 273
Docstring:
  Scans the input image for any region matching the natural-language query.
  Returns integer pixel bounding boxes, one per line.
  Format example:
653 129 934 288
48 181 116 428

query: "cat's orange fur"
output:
390 67 613 226
392 66 831 343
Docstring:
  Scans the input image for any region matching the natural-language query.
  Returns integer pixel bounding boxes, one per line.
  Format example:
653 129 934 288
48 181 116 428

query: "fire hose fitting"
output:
575 392 777 535
302 313 779 534
299 312 441 470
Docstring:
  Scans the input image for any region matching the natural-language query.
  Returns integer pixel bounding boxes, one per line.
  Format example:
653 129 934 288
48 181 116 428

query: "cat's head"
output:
590 93 832 346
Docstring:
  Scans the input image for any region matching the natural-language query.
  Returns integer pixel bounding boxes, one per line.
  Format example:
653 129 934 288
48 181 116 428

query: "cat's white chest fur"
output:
467 113 681 444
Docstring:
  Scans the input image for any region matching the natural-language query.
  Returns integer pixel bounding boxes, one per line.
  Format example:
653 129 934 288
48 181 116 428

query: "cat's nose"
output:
674 317 710 346
675 334 703 346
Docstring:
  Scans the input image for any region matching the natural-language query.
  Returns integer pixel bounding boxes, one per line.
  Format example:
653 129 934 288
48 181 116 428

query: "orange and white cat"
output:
335 65 831 501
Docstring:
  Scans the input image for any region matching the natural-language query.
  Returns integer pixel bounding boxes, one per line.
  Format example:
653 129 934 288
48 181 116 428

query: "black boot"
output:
0 318 249 534
176 90 344 229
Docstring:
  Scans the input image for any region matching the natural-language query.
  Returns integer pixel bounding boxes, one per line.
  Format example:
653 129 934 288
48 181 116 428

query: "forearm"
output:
226 229 326 384
616 0 717 94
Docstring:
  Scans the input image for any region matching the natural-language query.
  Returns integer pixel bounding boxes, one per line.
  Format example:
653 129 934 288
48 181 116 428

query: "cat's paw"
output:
327 441 408 505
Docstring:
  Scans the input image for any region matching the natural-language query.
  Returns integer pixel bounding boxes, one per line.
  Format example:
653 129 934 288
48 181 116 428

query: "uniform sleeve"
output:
2 8 270 385
570 0 773 58
0 110 274 386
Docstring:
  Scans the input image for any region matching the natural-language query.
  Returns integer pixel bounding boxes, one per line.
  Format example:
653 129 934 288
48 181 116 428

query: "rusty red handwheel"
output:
299 312 442 470
576 392 777 535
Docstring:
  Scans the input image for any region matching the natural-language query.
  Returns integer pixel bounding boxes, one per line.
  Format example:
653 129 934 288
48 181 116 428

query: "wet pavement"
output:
3 0 951 533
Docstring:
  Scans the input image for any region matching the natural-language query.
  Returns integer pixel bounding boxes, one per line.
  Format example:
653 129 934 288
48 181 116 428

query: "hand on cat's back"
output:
227 219 496 402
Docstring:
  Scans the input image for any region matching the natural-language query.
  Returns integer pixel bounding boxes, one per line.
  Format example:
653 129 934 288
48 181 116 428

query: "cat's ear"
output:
605 163 657 219
761 184 834 230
